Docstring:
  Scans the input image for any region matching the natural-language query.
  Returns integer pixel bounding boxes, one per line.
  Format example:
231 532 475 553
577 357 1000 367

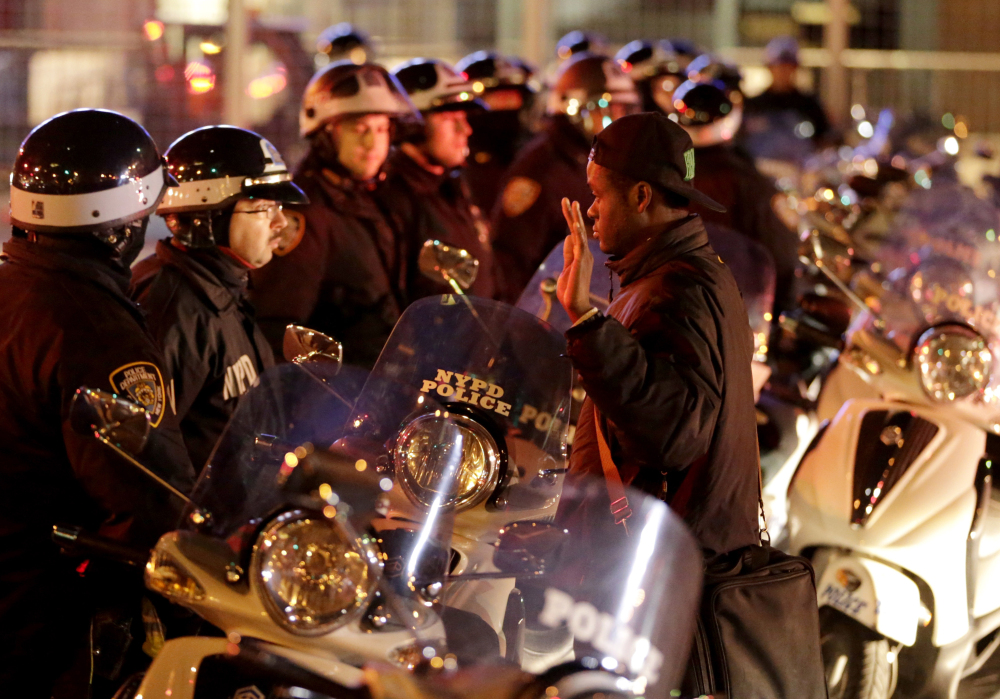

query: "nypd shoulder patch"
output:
502 177 542 218
109 361 166 428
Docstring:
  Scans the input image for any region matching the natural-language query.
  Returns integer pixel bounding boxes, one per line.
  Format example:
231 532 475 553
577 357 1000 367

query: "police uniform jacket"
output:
465 110 534 215
250 153 407 369
376 146 495 300
132 240 275 470
564 216 760 556
491 115 593 303
0 236 195 692
686 144 798 312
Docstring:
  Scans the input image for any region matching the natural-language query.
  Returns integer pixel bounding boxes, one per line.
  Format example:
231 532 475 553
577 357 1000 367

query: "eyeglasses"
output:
232 203 283 220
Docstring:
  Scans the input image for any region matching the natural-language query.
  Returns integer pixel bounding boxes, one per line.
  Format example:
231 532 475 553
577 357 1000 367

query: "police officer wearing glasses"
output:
131 126 308 471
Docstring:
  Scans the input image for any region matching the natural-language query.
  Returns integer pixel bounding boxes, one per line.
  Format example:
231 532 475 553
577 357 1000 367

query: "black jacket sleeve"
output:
565 286 723 469
57 309 196 546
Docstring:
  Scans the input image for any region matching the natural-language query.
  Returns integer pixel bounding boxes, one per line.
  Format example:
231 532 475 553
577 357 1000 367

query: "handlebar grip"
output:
779 314 845 351
51 525 150 568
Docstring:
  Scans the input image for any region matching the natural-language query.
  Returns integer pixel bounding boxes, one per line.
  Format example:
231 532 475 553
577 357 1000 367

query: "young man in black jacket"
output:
557 113 760 556
132 126 307 470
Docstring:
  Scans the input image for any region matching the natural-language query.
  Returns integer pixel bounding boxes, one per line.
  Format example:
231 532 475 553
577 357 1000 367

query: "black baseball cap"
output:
589 112 726 212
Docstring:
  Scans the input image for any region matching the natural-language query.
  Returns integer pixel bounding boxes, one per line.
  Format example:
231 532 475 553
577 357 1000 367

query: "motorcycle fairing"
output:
789 397 985 646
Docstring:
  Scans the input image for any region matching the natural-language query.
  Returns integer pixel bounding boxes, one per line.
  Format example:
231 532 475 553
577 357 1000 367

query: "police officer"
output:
615 39 688 115
0 109 195 698
455 50 538 214
131 126 307 470
741 36 831 160
671 77 799 312
314 22 374 68
250 62 417 369
378 58 496 299
491 52 639 302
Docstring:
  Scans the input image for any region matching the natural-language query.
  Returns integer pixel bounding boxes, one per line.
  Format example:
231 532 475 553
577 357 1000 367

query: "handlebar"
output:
51 525 150 568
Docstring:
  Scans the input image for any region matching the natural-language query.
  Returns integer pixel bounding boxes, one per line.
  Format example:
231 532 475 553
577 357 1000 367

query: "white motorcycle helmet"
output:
299 61 419 138
392 58 487 114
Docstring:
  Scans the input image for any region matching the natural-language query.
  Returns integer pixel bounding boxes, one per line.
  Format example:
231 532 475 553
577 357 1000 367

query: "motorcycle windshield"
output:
181 361 372 552
850 183 1000 390
346 295 573 516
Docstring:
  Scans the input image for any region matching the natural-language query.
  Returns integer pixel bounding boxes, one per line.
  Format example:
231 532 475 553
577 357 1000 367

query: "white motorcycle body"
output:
788 336 1000 697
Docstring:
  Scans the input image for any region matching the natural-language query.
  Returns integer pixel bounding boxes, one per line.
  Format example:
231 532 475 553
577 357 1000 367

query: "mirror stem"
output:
444 274 466 297
97 435 193 506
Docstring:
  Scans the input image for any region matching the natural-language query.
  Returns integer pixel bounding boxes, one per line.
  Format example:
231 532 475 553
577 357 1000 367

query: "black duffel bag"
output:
685 542 828 699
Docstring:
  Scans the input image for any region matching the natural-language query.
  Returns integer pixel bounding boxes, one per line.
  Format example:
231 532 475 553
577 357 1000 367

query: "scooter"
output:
786 181 1000 699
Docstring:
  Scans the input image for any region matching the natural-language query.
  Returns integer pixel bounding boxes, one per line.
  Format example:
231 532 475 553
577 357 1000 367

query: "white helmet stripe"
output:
157 171 293 213
10 165 166 229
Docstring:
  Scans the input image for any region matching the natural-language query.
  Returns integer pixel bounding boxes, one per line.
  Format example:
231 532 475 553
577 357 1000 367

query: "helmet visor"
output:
243 174 309 207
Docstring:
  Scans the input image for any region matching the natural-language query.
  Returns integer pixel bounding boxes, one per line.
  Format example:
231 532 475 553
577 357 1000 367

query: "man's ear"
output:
634 181 654 214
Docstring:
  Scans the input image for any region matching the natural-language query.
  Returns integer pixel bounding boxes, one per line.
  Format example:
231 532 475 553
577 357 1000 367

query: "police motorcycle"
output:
786 180 1000 699
69 259 703 699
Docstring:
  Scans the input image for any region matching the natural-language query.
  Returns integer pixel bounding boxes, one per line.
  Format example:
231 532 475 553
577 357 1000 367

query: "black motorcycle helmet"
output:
686 54 743 94
455 50 537 107
11 109 172 235
671 79 744 148
157 126 307 248
556 30 609 60
547 52 639 140
10 109 174 265
315 23 373 67
615 39 687 114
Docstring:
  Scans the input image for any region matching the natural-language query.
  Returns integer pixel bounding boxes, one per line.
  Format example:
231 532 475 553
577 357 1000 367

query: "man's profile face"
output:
768 62 798 93
424 110 473 169
585 160 634 257
333 113 392 181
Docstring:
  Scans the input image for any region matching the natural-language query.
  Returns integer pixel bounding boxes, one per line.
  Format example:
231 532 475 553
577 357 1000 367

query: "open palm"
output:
556 197 595 323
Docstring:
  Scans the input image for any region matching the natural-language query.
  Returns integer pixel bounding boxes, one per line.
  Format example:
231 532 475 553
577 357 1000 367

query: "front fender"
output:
814 550 922 646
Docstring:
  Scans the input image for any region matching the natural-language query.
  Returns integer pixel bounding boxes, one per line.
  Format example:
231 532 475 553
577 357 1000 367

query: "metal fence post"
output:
824 0 850 128
224 0 248 127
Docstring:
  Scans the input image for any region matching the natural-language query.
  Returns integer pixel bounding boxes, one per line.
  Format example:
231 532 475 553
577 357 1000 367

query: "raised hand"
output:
557 197 595 323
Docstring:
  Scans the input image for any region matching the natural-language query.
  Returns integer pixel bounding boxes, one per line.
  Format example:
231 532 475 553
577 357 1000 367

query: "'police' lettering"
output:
419 369 511 420
538 588 665 683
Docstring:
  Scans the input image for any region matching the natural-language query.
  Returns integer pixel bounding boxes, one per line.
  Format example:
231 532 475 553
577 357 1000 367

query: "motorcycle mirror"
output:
69 387 193 505
418 239 479 295
283 325 343 370
70 387 150 455
493 520 570 576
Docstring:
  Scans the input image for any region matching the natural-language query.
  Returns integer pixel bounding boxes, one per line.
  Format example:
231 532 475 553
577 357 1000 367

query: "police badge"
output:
109 361 167 427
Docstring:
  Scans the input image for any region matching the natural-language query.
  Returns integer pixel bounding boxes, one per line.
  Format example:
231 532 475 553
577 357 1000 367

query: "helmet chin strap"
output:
93 217 149 268
165 207 233 249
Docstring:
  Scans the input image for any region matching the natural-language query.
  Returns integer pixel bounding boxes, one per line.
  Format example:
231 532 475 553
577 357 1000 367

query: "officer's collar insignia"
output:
109 362 166 428
684 148 695 181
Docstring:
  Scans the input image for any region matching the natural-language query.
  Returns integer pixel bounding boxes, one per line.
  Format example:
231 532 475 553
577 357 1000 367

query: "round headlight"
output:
914 324 993 401
394 412 501 511
252 511 379 635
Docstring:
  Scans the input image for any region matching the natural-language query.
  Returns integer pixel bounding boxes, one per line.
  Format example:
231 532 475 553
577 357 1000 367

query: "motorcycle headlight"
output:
914 324 993 401
393 412 501 511
252 511 379 635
